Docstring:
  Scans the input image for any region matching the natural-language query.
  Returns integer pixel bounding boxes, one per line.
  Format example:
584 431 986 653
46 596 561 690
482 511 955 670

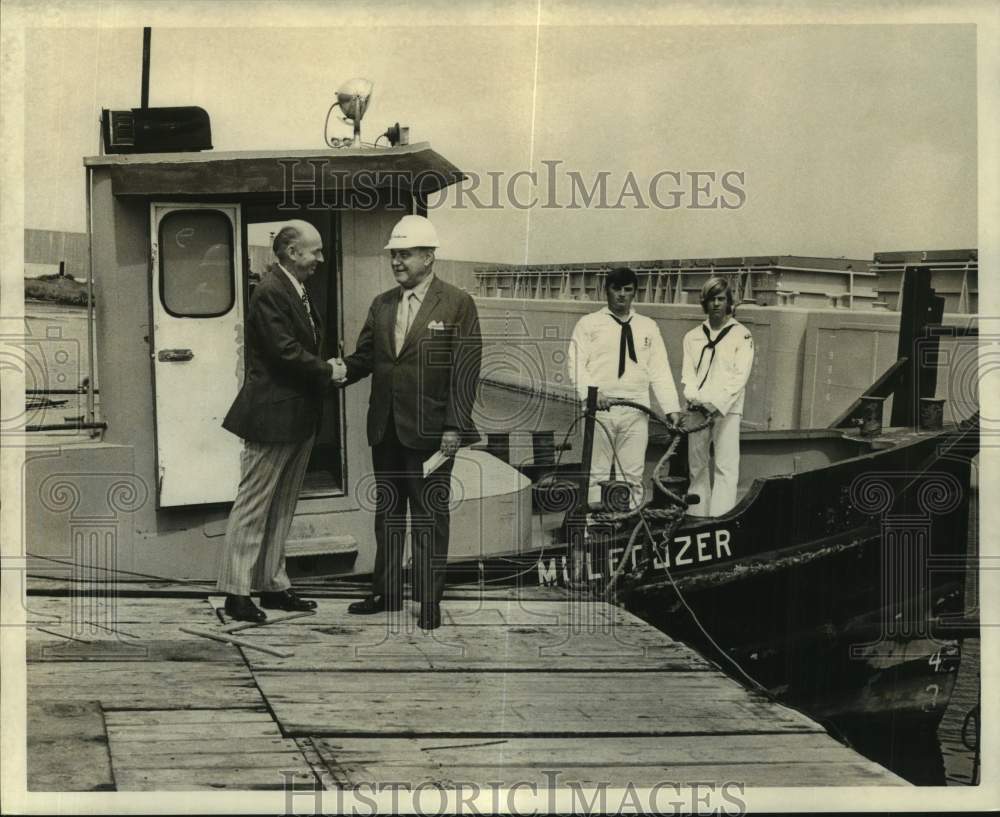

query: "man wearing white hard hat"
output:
340 215 482 631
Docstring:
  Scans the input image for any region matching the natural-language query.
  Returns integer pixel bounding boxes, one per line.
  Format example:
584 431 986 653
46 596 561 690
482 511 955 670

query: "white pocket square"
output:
427 320 446 330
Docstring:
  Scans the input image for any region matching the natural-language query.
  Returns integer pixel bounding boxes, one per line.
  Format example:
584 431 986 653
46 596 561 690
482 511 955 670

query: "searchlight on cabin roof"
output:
100 30 410 154
324 78 411 149
325 78 374 148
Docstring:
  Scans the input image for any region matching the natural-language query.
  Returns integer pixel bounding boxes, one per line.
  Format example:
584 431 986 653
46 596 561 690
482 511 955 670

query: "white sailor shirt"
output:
567 307 680 413
681 317 754 416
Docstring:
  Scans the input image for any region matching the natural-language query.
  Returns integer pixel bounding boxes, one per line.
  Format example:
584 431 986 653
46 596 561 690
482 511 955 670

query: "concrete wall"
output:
473 298 979 430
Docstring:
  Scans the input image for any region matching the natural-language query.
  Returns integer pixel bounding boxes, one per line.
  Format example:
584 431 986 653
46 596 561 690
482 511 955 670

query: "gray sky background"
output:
22 17 978 264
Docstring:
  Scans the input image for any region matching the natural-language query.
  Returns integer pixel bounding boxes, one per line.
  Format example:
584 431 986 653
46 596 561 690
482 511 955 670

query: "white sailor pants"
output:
589 406 649 507
687 412 741 517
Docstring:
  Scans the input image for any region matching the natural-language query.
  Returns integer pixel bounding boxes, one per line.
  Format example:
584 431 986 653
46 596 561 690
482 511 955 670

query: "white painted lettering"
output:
696 531 712 562
585 551 602 580
608 547 624 576
538 559 558 586
715 529 732 558
674 535 693 566
652 544 668 570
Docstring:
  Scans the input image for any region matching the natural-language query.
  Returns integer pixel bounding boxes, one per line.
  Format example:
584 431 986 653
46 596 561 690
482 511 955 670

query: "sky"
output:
15 8 982 265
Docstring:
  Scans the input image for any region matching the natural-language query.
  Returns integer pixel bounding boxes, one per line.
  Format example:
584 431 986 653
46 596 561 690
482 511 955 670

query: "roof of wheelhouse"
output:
84 142 464 197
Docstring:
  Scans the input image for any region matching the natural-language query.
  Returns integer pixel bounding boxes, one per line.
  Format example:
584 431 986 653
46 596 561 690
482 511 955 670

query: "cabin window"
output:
158 210 235 317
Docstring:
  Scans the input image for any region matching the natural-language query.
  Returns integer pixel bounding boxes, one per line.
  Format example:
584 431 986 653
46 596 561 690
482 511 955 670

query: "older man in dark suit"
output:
340 215 482 630
217 220 344 622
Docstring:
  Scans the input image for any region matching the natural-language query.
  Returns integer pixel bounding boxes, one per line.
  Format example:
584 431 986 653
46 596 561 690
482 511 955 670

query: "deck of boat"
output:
23 581 905 791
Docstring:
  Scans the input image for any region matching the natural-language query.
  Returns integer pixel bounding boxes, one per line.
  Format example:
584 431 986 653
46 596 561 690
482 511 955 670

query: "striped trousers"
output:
216 434 315 596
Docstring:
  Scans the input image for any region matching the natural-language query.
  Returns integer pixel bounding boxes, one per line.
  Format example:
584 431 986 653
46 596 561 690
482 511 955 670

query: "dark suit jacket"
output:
344 276 482 449
223 267 332 443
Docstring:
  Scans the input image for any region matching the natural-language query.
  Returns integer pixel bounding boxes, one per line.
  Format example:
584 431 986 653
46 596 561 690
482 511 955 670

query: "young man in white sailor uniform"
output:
681 276 754 517
568 267 681 509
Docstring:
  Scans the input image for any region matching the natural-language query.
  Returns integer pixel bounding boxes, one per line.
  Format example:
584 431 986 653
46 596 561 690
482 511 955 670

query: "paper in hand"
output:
423 450 450 478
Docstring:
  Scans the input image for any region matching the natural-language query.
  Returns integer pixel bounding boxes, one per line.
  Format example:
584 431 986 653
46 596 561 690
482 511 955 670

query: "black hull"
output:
447 525 965 725
443 423 978 782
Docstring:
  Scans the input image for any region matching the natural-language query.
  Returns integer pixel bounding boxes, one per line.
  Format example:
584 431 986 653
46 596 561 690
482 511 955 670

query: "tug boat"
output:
443 265 979 783
19 48 978 780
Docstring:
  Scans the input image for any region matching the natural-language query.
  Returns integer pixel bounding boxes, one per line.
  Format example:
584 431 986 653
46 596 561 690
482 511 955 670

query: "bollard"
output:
599 480 632 513
486 432 511 463
531 430 556 466
918 398 945 431
857 396 885 437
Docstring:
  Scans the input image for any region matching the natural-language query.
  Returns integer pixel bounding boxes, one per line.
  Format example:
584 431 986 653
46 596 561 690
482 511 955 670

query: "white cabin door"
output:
150 203 244 507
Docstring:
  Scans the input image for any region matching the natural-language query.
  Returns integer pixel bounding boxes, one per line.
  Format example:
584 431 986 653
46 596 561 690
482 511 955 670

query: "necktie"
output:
695 323 736 388
610 313 637 378
403 291 418 337
396 291 418 353
301 291 317 341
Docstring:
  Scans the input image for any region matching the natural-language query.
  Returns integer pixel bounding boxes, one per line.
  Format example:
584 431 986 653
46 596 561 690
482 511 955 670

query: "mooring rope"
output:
562 401 800 701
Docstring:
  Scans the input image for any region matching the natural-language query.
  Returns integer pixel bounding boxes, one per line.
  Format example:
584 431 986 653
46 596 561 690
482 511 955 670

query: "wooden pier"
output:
24 582 905 790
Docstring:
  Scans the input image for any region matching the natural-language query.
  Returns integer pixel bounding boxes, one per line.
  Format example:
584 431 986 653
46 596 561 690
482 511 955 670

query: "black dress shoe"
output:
418 604 441 631
224 594 267 623
347 595 402 615
259 589 317 612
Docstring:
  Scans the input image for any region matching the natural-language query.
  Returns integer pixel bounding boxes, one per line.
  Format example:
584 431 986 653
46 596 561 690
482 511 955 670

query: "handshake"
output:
328 357 347 386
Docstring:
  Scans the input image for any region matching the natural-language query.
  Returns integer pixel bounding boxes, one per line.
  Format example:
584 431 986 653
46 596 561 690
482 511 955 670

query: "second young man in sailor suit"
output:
568 267 681 508
681 276 754 517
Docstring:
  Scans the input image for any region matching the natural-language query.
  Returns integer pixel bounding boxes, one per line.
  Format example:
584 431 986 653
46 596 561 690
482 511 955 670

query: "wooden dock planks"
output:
25 595 221 625
102 709 317 791
243 596 903 786
210 595 635 627
214 594 713 671
254 670 822 737
28 661 262 710
234 619 713 672
313 733 906 788
28 622 238 662
24 593 302 790
27 701 115 791
23 585 907 790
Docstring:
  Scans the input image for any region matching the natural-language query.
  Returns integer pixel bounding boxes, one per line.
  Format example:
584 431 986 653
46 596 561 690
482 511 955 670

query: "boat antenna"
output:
141 27 151 109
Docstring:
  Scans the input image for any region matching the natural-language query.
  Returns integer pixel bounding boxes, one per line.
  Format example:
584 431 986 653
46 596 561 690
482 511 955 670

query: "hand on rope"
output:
581 401 714 595
599 399 713 507
603 398 714 435
471 398 714 588
549 397 808 703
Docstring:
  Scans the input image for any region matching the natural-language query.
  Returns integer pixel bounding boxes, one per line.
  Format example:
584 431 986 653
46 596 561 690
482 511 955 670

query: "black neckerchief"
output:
609 312 637 378
696 322 736 388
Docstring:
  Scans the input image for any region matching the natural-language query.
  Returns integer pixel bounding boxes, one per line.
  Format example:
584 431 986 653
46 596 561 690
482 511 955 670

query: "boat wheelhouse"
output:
24 145 533 584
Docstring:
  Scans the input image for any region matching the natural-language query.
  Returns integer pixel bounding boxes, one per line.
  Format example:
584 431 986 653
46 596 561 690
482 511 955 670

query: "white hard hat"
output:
384 215 439 250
